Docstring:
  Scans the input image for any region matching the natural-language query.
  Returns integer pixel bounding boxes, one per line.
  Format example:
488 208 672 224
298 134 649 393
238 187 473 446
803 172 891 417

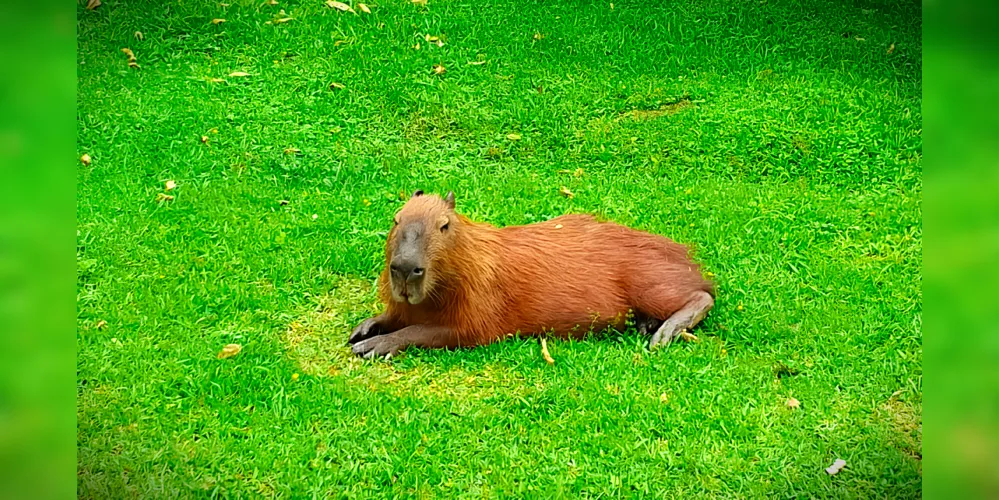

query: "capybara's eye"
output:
440 222 449 232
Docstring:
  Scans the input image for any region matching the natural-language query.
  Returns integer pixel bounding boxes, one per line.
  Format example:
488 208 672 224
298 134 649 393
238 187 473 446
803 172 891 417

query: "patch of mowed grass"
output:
77 0 921 497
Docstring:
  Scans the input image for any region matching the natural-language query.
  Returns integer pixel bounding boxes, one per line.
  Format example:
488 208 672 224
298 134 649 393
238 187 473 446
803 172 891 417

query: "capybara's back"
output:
495 214 713 339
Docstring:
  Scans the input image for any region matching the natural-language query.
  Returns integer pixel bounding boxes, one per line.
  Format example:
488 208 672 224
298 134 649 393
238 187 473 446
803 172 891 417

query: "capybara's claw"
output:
351 335 401 359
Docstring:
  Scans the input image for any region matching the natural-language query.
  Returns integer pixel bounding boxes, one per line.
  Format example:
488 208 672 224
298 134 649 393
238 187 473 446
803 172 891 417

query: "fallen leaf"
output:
413 42 421 50
554 224 563 229
279 199 290 206
211 18 226 24
505 133 522 141
128 61 140 69
209 128 218 134
559 186 574 198
200 135 209 143
358 3 371 13
412 0 427 5
217 343 242 359
86 0 101 10
468 60 486 65
424 34 443 46
284 147 302 155
229 71 251 77
134 31 144 40
533 32 543 40
80 154 91 166
95 320 107 329
291 373 300 381
786 397 801 409
678 330 699 342
121 48 136 61
540 337 555 365
573 167 584 177
825 459 846 475
156 193 175 202
886 43 895 54
165 180 177 191
432 64 446 75
329 81 346 91
326 0 355 13
659 392 669 403
266 0 278 4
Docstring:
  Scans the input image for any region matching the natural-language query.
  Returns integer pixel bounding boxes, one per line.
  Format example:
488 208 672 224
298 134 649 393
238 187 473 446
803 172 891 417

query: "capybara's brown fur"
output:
349 191 713 357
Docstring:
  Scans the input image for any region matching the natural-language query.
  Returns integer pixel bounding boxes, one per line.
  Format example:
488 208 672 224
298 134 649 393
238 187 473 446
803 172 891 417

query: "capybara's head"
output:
385 190 457 305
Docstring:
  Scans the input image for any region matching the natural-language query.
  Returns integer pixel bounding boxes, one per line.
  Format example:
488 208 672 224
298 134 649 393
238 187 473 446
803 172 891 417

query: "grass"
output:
76 0 922 497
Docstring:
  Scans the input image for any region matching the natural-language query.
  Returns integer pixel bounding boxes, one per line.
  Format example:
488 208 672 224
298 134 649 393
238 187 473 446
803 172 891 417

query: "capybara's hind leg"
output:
648 291 713 348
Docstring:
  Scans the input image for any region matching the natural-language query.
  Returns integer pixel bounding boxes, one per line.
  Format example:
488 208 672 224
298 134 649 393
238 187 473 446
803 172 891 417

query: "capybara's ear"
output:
412 189 424 198
444 191 455 209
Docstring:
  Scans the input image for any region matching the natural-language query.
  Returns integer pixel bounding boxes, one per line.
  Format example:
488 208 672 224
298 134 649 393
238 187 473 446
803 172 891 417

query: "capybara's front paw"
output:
348 317 383 345
351 334 403 359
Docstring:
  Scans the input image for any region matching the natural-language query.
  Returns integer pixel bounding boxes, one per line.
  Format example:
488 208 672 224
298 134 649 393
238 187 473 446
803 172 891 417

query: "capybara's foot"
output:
648 291 714 349
348 317 384 345
351 334 403 359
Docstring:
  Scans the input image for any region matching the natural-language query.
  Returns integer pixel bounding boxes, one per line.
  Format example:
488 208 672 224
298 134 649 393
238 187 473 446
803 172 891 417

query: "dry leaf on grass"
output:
412 0 427 5
786 397 801 409
200 135 209 143
505 133 522 141
659 392 669 403
540 338 555 365
211 18 226 24
432 64 446 75
284 147 302 155
326 1 355 13
291 373 300 381
122 48 140 69
329 81 346 91
559 186 574 198
165 180 177 191
217 343 242 359
229 71 250 77
678 330 699 342
156 193 175 202
266 0 278 4
95 320 107 329
80 154 92 166
134 31 144 40
86 0 101 10
886 43 895 54
825 459 846 475
533 32 544 40
358 3 371 13
424 34 444 47
279 199 290 206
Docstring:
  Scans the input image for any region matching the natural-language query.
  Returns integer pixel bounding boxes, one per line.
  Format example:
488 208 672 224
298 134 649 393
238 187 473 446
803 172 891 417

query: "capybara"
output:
349 190 714 358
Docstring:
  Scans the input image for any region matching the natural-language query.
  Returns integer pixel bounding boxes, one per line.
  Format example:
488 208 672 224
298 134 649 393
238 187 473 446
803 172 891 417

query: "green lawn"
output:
76 0 922 497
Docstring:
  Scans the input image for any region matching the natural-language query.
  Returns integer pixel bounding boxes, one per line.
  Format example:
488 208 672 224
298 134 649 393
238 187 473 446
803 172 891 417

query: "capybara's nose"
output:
391 261 425 282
